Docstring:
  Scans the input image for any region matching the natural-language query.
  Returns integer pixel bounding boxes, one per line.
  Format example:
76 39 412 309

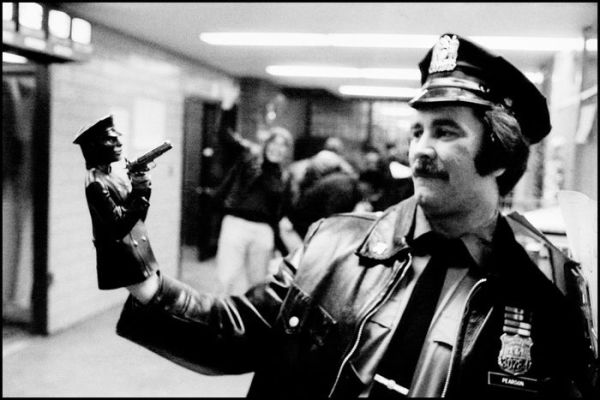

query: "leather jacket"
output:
85 167 158 289
116 196 594 397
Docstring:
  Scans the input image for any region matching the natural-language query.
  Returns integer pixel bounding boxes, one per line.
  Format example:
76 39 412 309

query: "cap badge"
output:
429 34 460 74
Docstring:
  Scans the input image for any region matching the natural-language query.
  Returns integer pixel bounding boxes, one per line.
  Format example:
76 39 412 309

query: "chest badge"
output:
497 306 533 376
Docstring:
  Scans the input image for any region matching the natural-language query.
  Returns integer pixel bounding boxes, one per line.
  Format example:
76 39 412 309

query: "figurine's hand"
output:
130 171 152 190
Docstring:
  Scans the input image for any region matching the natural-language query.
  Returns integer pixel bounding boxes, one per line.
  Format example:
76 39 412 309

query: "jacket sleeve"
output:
85 180 150 240
115 247 303 375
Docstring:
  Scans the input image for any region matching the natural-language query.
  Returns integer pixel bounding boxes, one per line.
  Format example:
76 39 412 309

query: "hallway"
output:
2 252 254 397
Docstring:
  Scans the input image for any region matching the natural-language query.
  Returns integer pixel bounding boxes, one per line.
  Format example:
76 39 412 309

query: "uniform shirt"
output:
361 204 497 395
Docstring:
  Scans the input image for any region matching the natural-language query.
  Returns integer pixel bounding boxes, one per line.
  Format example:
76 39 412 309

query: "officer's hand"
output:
130 171 152 190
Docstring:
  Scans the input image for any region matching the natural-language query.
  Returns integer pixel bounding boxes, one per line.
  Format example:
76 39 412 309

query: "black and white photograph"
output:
2 2 597 397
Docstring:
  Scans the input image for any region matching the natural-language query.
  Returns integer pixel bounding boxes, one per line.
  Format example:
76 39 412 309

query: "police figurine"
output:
73 115 158 290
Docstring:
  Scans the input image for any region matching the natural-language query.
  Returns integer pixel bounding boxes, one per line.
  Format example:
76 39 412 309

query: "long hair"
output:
474 105 530 196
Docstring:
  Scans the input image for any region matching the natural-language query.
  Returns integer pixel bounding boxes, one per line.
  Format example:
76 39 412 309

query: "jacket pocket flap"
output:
280 285 336 343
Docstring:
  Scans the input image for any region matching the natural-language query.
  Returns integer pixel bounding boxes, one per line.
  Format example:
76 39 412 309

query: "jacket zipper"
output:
441 278 487 397
328 253 412 397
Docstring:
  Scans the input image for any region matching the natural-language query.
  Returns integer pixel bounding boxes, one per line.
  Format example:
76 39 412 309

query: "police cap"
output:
409 33 551 144
72 115 121 145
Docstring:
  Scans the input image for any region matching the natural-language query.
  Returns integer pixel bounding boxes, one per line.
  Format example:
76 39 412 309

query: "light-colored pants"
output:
216 214 275 295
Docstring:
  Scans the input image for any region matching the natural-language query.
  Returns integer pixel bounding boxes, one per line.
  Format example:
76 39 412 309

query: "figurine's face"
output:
94 129 123 164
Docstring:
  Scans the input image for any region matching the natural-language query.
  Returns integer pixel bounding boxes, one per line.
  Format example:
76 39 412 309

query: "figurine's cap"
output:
409 33 551 144
73 115 121 145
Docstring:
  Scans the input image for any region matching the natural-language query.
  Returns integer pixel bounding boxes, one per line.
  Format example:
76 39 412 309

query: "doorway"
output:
180 98 224 261
2 60 50 334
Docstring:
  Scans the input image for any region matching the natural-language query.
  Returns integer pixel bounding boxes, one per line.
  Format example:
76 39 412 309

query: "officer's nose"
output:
409 132 436 162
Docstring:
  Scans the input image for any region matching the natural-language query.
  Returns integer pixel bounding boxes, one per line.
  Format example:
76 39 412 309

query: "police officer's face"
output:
408 105 499 216
265 136 289 164
95 129 123 164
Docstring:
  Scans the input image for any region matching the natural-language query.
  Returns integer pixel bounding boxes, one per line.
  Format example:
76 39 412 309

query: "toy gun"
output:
126 141 172 173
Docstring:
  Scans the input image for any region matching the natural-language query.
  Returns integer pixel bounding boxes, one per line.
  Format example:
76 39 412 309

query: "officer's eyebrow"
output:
430 118 463 130
409 118 463 132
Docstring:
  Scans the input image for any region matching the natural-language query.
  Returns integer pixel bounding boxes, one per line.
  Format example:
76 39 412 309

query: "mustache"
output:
411 158 449 180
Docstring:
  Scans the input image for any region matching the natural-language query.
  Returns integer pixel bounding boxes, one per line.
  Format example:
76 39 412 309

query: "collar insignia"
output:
372 242 388 255
429 34 460 74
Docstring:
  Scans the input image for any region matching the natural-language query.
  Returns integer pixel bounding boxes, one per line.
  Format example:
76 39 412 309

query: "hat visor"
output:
409 87 495 109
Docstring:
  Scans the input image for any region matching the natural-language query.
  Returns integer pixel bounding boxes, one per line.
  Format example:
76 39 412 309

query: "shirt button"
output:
132 240 138 246
141 236 147 242
289 316 299 328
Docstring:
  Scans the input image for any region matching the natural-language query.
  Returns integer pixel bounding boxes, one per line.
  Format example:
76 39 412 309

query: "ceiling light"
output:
18 3 44 30
267 65 420 80
339 85 421 98
201 32 328 46
525 72 544 84
201 33 597 52
72 18 92 44
471 36 596 52
49 10 71 40
268 65 544 84
3 52 29 64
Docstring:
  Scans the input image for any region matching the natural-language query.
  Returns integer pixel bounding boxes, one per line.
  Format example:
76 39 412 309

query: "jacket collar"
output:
355 196 418 261
356 196 505 270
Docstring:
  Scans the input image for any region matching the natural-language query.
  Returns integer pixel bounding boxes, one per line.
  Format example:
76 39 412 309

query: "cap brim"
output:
409 87 496 108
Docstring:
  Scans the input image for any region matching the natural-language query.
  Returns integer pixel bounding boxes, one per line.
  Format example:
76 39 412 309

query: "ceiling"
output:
61 2 597 97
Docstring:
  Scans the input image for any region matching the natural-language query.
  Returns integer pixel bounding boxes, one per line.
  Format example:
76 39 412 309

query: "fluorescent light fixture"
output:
18 3 43 30
71 18 92 44
339 85 421 98
49 10 71 40
201 32 597 52
267 65 420 80
201 32 328 47
268 65 544 84
374 106 416 117
586 38 598 52
471 35 596 52
525 72 544 85
3 52 29 64
3 3 14 21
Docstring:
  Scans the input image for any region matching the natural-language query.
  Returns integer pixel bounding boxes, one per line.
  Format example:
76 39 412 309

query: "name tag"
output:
487 371 538 393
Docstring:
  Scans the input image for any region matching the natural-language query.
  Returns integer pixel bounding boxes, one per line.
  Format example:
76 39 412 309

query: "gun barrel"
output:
128 141 173 171
134 141 172 165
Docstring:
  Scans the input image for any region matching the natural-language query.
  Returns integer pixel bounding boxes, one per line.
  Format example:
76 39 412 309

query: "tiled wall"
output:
46 25 238 333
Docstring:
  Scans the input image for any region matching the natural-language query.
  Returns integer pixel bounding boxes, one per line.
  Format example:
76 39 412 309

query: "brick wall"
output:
47 25 237 333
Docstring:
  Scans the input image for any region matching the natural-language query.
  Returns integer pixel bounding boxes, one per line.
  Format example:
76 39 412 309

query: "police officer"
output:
101 34 595 398
74 115 158 290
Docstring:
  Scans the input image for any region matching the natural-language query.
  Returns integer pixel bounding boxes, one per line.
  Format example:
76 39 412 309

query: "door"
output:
2 60 50 334
180 98 224 260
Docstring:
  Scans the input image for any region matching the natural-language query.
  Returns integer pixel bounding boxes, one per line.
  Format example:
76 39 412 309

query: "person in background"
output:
73 115 158 290
95 34 596 398
357 145 414 211
209 110 294 295
323 136 345 155
289 149 361 237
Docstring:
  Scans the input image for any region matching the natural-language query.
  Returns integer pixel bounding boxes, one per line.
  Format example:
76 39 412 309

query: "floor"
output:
2 248 254 397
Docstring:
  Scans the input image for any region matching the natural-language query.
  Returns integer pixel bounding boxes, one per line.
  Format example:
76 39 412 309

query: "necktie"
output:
370 232 462 398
